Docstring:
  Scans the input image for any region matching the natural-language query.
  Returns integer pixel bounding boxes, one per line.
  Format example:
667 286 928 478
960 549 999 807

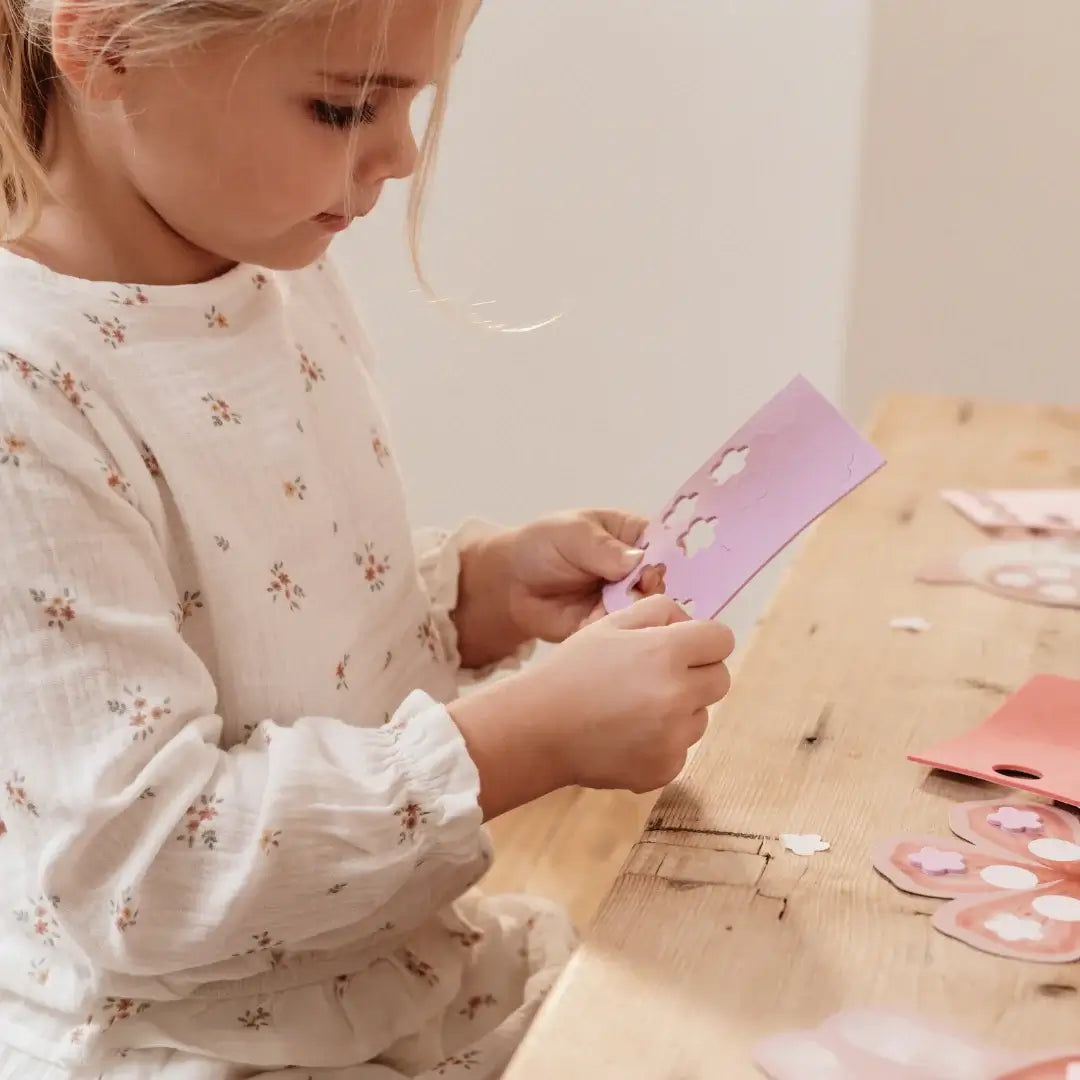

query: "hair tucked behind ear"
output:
0 0 54 238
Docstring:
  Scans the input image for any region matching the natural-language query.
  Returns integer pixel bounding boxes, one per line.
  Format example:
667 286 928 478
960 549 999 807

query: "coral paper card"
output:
909 676 1080 808
603 375 885 619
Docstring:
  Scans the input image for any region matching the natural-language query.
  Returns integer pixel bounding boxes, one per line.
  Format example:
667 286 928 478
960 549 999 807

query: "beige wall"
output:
845 0 1080 422
338 2 870 641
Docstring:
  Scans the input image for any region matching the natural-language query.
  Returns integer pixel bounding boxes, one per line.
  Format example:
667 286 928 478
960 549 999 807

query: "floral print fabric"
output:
0 250 570 1079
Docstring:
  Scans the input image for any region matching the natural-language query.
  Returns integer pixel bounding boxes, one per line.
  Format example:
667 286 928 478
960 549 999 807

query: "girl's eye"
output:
311 100 378 129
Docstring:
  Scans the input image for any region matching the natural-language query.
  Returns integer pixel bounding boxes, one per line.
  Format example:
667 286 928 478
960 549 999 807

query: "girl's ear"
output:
50 0 126 100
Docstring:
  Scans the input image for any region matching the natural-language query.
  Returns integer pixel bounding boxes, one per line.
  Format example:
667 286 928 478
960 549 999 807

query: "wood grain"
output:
484 786 658 928
503 394 1080 1079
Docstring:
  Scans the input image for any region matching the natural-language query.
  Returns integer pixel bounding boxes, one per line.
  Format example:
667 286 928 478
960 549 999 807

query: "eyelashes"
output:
311 99 378 129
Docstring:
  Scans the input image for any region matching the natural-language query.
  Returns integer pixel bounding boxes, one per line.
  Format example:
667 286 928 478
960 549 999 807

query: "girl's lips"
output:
312 212 351 232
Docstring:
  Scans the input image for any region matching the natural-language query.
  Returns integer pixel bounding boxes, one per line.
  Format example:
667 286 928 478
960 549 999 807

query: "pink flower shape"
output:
988 806 1044 833
875 799 1080 963
909 846 966 875
753 1007 1080 1080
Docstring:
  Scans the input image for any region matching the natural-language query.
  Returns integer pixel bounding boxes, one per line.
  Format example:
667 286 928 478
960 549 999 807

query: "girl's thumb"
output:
571 522 645 583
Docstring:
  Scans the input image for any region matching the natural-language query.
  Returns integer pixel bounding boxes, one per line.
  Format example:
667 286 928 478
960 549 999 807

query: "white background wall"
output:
845 0 1080 421
335 1 871 640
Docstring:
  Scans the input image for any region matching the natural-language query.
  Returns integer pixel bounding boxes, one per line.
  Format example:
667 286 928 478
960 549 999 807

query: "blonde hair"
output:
0 0 462 279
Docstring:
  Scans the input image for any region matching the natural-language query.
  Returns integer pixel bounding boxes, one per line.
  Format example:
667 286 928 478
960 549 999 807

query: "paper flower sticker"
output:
909 846 967 875
917 538 1080 610
874 799 1080 963
780 833 830 857
753 1008 1080 1080
988 807 1046 833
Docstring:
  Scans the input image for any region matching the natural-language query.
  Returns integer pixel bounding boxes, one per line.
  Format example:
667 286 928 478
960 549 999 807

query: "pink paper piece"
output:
909 675 1080 809
873 798 1080 964
943 490 1080 537
916 539 1080 610
753 1008 1080 1080
604 376 885 619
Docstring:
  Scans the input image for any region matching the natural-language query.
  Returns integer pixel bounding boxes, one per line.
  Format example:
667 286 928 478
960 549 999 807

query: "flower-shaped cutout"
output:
753 1007 1080 1080
874 799 1080 963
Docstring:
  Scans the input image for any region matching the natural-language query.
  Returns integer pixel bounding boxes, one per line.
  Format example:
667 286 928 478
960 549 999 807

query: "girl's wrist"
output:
448 671 568 820
453 531 531 669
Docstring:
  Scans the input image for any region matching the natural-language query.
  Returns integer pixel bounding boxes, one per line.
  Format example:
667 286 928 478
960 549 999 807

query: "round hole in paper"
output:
1028 838 1080 863
979 865 1040 891
993 764 1044 781
1032 895 1080 923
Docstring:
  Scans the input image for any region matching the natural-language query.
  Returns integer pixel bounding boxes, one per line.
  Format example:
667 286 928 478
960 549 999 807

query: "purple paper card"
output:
603 375 886 619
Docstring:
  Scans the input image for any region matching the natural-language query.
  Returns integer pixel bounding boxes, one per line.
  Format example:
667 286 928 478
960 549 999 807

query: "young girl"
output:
0 0 735 1076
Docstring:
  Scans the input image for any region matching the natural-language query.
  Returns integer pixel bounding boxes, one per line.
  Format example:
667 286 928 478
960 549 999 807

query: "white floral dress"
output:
0 249 575 1080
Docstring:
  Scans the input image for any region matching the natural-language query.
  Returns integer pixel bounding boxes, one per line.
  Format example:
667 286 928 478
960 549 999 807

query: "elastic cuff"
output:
388 690 484 850
414 519 537 682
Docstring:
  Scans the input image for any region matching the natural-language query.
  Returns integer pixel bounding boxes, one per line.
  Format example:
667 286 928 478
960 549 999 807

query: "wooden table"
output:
504 394 1080 1078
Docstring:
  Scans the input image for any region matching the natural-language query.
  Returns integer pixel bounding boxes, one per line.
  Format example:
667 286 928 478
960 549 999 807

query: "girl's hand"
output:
449 595 735 818
454 510 663 669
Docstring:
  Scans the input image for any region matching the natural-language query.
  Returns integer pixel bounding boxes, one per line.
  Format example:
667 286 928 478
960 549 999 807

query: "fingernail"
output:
625 547 646 563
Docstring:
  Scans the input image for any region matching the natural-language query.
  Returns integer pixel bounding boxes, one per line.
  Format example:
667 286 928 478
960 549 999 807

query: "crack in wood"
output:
959 676 1011 695
643 823 771 842
756 894 789 921
802 703 833 748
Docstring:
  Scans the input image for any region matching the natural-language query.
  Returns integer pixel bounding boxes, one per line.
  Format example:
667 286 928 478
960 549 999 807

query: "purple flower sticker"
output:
987 807 1044 834
909 846 967 876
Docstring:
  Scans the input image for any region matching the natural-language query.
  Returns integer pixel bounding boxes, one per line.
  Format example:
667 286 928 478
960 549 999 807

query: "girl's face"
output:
55 0 466 275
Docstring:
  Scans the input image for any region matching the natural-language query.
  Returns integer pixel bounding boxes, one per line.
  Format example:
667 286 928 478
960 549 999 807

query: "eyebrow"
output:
317 71 420 90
